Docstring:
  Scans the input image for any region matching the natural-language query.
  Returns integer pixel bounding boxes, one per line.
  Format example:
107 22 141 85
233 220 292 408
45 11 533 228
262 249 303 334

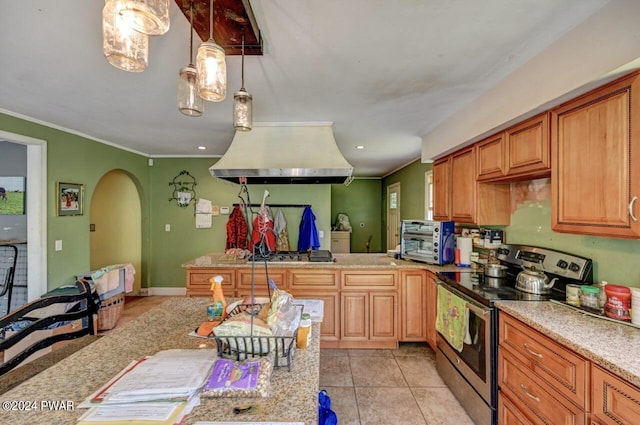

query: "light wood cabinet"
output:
288 269 340 343
591 364 640 425
400 270 427 341
433 157 450 221
435 145 510 225
504 112 550 178
551 71 640 238
340 270 398 348
477 132 506 181
236 268 287 298
425 272 438 351
498 391 535 425
498 312 589 424
331 231 350 253
186 269 236 297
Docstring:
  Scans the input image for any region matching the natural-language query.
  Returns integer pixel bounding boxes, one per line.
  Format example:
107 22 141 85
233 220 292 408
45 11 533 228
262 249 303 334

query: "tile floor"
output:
320 344 475 425
118 297 476 424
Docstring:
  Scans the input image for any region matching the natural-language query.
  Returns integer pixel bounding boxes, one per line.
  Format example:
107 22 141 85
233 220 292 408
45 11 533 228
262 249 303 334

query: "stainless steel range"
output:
248 250 334 263
435 244 593 425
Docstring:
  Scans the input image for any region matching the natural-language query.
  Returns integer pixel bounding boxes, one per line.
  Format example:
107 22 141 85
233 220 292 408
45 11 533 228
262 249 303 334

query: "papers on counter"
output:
293 299 324 322
193 423 305 425
78 349 216 424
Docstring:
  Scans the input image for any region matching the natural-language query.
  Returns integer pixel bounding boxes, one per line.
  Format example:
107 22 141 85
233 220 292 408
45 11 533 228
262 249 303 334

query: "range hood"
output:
209 124 354 184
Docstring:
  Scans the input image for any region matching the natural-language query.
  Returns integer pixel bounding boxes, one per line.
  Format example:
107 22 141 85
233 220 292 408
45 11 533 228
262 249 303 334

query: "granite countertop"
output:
0 297 320 425
496 301 640 388
183 252 462 272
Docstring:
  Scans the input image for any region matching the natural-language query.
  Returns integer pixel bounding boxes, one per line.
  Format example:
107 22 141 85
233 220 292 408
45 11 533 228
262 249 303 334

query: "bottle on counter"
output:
580 285 600 311
296 313 312 349
207 275 227 322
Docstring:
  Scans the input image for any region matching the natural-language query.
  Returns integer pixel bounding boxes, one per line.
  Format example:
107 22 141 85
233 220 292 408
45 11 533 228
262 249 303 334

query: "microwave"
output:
400 220 455 265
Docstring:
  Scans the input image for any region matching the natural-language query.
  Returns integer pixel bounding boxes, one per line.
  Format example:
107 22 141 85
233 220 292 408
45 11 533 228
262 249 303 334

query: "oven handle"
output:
436 280 491 316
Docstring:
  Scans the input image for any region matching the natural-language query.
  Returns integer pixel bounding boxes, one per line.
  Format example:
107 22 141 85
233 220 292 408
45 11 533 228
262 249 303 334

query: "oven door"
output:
435 282 492 404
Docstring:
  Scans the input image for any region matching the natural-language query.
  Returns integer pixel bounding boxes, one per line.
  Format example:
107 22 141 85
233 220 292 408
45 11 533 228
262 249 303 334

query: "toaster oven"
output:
400 220 455 265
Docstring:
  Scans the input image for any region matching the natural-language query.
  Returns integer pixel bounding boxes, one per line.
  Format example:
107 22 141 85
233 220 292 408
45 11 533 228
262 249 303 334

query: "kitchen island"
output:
183 253 459 349
0 297 320 425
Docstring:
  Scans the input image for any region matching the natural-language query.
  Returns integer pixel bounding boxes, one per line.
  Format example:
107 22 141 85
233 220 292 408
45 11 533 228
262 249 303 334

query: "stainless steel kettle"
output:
515 263 558 294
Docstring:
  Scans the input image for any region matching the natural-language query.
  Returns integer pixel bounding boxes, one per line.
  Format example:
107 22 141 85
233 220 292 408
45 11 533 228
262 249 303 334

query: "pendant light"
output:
118 0 170 36
177 1 203 117
233 33 252 131
103 0 149 73
196 0 227 102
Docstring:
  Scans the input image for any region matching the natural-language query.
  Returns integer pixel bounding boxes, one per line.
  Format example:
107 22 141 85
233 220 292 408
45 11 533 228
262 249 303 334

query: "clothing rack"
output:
232 203 310 208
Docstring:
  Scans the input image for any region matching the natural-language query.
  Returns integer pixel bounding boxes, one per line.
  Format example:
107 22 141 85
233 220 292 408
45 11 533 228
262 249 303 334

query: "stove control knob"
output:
557 260 568 269
497 247 509 256
569 262 581 272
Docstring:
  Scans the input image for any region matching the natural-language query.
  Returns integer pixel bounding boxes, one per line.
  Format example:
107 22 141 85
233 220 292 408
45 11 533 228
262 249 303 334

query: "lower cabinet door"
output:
370 292 397 340
341 292 368 340
592 365 640 425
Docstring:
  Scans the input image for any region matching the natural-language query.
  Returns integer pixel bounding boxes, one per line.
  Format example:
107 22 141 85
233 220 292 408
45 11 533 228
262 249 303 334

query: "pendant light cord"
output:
209 0 214 41
188 1 194 64
241 33 245 90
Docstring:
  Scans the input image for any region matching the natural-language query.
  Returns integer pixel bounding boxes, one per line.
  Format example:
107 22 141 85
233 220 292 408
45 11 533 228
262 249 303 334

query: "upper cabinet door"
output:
551 72 640 238
477 132 506 181
450 146 476 223
432 158 451 221
505 112 550 178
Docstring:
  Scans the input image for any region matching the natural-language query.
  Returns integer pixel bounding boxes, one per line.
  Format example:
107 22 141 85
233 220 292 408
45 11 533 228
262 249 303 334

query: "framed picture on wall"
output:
56 182 83 216
0 176 26 215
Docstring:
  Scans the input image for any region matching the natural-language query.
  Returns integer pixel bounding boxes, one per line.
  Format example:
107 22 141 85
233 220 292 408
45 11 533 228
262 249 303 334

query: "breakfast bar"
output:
0 297 320 425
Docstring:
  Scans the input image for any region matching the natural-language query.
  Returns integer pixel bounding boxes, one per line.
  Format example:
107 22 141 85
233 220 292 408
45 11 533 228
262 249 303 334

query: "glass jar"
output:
566 284 581 306
580 285 600 311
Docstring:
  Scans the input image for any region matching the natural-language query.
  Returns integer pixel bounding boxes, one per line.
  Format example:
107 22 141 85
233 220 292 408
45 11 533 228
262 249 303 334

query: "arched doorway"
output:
90 170 142 292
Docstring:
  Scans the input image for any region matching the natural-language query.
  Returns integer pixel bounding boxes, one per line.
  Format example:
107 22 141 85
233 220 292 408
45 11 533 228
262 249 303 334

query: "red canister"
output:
604 284 631 321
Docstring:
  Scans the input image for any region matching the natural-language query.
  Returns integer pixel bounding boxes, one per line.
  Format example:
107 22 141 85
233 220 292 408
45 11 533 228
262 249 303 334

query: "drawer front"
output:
592 365 640 425
289 269 339 290
237 269 287 290
499 349 586 425
500 313 588 408
188 270 235 290
498 390 536 425
341 271 397 289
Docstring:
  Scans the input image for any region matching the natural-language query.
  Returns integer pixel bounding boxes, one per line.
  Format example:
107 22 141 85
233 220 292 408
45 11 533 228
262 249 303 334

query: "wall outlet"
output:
319 230 324 238
55 240 62 251
165 224 170 232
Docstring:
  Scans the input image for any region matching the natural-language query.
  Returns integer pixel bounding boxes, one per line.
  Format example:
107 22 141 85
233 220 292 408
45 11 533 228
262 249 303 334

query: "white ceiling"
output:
0 0 613 177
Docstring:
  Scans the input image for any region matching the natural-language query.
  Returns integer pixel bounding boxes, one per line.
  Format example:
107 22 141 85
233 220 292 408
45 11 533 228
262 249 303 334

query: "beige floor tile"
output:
395 355 446 387
350 356 407 387
322 386 361 425
320 354 353 387
392 342 434 358
355 387 426 425
411 387 475 425
348 348 394 357
320 348 350 357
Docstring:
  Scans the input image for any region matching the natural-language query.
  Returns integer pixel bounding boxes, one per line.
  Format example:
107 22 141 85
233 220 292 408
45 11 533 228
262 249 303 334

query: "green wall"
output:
504 180 640 286
149 158 332 287
331 179 382 253
381 159 433 249
0 113 151 290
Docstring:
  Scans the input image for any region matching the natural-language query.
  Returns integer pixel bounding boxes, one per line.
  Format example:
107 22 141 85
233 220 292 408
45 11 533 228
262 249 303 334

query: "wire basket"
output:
97 292 125 331
213 303 303 371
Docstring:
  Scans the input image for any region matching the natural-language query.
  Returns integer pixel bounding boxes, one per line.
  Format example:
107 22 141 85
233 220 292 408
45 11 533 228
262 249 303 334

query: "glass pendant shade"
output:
233 89 252 131
103 0 148 72
178 65 204 117
117 0 170 35
196 40 227 102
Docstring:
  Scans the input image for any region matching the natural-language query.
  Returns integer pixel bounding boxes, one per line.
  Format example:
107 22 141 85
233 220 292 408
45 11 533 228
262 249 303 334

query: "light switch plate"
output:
55 240 62 251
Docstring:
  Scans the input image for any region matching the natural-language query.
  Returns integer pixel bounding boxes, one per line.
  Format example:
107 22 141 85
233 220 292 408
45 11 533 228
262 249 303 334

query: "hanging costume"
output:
298 205 320 251
226 205 248 249
274 209 290 251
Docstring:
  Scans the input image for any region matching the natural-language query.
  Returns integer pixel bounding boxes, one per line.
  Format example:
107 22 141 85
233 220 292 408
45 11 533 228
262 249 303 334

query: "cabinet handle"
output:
519 384 540 403
629 196 638 222
523 343 543 358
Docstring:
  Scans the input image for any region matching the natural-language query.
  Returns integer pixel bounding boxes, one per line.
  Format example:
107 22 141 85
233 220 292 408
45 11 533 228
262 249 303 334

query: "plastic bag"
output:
319 389 338 425
267 289 301 336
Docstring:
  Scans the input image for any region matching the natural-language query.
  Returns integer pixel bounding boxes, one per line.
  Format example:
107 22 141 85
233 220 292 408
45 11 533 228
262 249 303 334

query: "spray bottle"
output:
207 275 227 322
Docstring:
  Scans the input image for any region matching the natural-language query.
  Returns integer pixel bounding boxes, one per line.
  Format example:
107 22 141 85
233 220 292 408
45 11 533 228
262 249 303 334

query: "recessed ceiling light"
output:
356 145 365 150
198 146 207 150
